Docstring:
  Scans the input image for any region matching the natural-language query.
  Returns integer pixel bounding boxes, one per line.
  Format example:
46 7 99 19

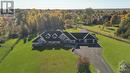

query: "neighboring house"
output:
32 31 99 49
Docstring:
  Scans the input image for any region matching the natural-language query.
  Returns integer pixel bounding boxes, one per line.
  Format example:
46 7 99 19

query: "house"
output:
32 31 99 49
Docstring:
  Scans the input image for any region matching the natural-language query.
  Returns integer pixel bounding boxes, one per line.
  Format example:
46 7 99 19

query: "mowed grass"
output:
82 25 130 42
64 28 81 32
82 25 117 36
97 35 130 73
1 29 130 73
0 40 78 73
0 39 17 61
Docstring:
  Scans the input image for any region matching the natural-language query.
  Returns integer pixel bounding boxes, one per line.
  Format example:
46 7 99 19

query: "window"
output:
48 41 61 44
70 40 75 43
59 34 68 40
85 39 87 43
87 39 93 44
45 33 51 39
64 39 75 44
52 33 58 39
93 39 95 43
79 39 84 43
37 38 43 44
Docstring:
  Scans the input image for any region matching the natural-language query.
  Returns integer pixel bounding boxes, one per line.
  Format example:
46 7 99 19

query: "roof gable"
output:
41 31 62 41
63 32 76 40
71 33 88 39
32 37 40 42
84 34 96 39
33 31 96 42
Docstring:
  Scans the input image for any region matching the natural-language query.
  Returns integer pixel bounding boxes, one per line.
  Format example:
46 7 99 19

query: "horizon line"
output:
13 7 130 10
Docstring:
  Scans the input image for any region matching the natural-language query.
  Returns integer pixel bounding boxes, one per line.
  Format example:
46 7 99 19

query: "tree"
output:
110 14 121 25
117 13 130 38
0 17 7 36
64 13 73 19
102 15 111 23
122 10 128 15
119 60 130 73
44 15 64 31
103 21 111 27
64 19 74 28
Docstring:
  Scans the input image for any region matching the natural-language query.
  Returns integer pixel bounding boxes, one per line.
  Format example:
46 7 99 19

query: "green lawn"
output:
82 25 130 42
82 25 117 36
97 35 130 73
0 38 97 73
0 39 17 61
1 29 130 73
64 28 81 32
0 40 78 73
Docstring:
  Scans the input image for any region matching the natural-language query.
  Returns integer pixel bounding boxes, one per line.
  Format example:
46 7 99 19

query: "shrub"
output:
119 60 130 73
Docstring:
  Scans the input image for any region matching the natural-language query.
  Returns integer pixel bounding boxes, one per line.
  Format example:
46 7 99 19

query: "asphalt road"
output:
73 46 114 73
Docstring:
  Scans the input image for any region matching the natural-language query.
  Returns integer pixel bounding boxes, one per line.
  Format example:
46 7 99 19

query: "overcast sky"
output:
13 0 130 9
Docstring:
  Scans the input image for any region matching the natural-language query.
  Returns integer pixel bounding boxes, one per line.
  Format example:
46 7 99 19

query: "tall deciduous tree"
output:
117 13 130 38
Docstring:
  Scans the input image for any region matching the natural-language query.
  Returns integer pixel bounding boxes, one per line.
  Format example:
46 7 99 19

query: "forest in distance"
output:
0 8 130 40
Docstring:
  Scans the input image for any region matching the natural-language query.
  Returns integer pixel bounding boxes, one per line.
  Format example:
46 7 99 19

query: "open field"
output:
97 35 130 73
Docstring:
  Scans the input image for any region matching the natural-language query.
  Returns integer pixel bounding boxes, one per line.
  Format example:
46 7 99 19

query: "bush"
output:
119 60 130 73
9 34 19 39
0 38 5 44
117 14 130 38
103 21 111 27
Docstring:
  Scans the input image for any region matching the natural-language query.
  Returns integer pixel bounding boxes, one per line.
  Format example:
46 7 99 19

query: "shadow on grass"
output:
32 46 71 52
83 24 101 26
32 43 101 52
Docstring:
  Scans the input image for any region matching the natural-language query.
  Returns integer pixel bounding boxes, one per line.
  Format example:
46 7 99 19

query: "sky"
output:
13 0 130 9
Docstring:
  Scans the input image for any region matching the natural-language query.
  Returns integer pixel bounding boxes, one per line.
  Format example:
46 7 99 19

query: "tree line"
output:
0 8 130 39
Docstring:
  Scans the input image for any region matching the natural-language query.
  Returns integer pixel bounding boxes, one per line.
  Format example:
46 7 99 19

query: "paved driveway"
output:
73 46 114 73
